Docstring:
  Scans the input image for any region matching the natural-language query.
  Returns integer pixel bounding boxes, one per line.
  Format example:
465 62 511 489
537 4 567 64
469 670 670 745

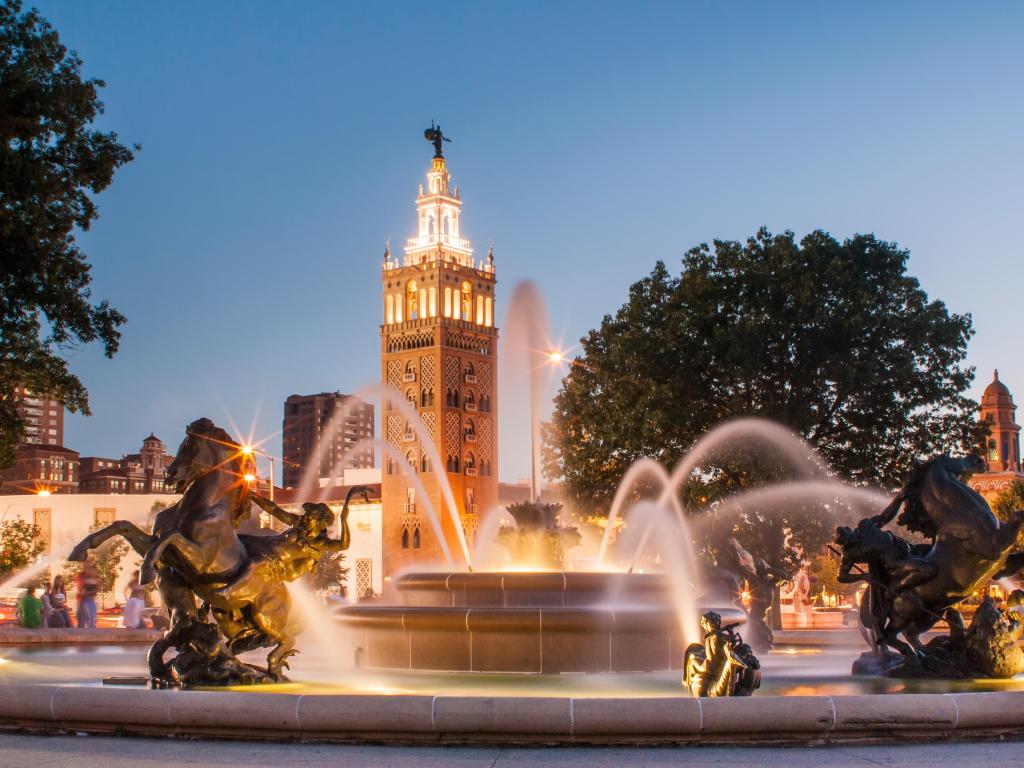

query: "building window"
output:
355 558 373 599
407 280 419 320
461 281 472 321
428 287 437 317
402 528 409 549
485 297 493 327
386 295 395 324
476 295 484 325
420 454 432 473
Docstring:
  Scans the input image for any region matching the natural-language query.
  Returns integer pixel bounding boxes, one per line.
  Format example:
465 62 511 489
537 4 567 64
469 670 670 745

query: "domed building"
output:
969 370 1023 503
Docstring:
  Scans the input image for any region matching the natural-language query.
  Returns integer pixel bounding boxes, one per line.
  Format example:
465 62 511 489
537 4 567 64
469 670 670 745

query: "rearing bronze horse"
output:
837 454 1024 658
68 417 359 684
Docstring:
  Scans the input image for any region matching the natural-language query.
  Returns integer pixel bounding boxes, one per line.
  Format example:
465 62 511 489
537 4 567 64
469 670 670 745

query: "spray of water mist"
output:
284 579 353 681
503 280 555 502
472 505 517 570
347 437 456 568
297 382 473 569
614 501 701 644
597 458 679 565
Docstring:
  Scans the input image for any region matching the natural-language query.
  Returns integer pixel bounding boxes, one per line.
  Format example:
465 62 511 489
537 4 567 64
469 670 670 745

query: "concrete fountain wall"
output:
337 571 743 674
5 684 1024 745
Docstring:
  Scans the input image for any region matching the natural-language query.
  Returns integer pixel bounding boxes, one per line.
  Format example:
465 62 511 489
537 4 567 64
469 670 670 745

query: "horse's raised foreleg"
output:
148 533 208 576
69 521 154 561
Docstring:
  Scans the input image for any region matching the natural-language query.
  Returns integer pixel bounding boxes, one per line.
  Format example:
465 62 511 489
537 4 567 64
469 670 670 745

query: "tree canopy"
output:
0 518 45 581
0 0 135 466
546 228 981 521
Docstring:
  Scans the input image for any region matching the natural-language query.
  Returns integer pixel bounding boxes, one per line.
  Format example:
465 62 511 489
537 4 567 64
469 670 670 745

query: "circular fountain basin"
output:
336 571 745 674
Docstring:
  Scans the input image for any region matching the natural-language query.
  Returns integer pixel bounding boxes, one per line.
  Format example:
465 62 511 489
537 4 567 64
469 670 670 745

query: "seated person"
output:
17 586 43 629
213 495 350 606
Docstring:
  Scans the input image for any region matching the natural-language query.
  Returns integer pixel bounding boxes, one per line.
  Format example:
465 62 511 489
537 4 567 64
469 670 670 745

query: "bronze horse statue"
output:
836 454 1024 659
68 418 362 685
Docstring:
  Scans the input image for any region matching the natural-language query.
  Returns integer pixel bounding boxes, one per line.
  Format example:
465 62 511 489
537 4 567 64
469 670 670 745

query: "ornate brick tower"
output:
380 133 498 576
969 370 1024 503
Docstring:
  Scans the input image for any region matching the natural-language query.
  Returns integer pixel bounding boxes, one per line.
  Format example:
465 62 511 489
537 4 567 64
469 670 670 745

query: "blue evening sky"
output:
32 1 1024 484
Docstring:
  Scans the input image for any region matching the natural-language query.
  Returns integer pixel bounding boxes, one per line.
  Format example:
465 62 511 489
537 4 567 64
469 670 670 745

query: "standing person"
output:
76 561 99 629
122 570 145 629
16 586 43 629
50 575 71 627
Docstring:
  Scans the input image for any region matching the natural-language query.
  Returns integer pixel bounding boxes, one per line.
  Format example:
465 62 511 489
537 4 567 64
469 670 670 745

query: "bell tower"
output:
969 370 1024 503
380 130 498 576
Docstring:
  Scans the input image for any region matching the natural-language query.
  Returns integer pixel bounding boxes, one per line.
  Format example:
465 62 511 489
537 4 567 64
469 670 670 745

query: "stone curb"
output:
1 684 1023 745
0 629 161 645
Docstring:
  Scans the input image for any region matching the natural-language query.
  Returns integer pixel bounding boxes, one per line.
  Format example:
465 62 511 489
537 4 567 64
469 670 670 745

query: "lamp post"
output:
240 445 275 501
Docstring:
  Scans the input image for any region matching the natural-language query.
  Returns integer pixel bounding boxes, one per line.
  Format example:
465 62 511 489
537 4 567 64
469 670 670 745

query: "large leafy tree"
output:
547 229 981 569
0 0 136 466
992 481 1024 548
0 518 45 580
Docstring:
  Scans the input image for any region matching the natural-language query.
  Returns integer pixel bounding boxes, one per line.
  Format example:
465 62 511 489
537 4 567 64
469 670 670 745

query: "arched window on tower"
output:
420 453 432 473
443 216 450 238
446 387 460 407
465 452 476 473
485 297 493 327
464 390 476 410
420 387 434 407
402 527 410 549
413 526 421 549
405 388 416 406
385 295 394 324
419 287 427 318
444 287 452 318
407 280 419 320
464 418 476 440
453 288 461 320
480 394 491 412
461 282 472 321
406 450 417 472
476 295 484 325
428 287 437 317
395 293 404 323
427 217 435 237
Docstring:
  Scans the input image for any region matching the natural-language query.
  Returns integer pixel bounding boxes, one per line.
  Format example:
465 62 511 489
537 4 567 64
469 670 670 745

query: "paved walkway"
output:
2 732 1022 767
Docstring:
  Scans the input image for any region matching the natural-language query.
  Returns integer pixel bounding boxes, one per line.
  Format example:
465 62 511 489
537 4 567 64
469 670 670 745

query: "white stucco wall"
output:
0 493 180 605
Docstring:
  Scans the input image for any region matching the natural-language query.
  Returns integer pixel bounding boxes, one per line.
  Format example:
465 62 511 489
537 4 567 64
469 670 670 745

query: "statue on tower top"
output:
424 122 451 159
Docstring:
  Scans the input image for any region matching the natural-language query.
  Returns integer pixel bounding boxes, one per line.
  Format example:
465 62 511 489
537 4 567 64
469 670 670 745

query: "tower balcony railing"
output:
403 432 416 443
402 372 417 382
464 466 477 476
463 373 477 384
404 503 416 515
464 402 477 412
464 433 477 443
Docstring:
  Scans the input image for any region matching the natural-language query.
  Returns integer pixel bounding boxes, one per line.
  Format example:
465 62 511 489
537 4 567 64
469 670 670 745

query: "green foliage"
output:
311 551 349 595
0 0 136 467
992 481 1024 548
63 524 128 594
0 519 46 581
807 548 853 601
546 228 982 572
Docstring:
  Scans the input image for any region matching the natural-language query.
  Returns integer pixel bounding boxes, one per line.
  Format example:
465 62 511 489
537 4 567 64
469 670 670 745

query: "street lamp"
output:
241 444 276 502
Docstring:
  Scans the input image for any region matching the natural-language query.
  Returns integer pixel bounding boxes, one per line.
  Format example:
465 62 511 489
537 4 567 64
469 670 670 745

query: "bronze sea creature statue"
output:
834 454 1024 678
67 417 362 688
683 611 761 697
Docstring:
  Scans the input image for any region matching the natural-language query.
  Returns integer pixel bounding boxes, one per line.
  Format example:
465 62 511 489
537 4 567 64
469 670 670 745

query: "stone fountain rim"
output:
2 682 1023 746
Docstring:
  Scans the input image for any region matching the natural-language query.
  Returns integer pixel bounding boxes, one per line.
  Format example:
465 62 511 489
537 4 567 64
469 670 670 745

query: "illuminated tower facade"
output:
380 140 498 575
970 370 1024 503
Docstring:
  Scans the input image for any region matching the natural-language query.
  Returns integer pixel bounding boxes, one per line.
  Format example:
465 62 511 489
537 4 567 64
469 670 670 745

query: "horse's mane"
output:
186 417 238 449
895 456 941 539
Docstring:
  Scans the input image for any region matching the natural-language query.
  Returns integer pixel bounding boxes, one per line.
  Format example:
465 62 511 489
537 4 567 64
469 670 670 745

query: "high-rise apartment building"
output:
282 393 374 488
12 385 63 446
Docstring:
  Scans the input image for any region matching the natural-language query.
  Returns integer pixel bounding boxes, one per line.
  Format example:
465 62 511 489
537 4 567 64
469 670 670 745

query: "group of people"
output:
15 575 73 629
13 562 150 630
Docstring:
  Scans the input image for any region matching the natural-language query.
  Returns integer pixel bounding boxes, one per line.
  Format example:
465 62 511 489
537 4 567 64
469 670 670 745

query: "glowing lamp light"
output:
240 445 254 456
547 351 563 363
243 474 257 484
36 489 51 497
